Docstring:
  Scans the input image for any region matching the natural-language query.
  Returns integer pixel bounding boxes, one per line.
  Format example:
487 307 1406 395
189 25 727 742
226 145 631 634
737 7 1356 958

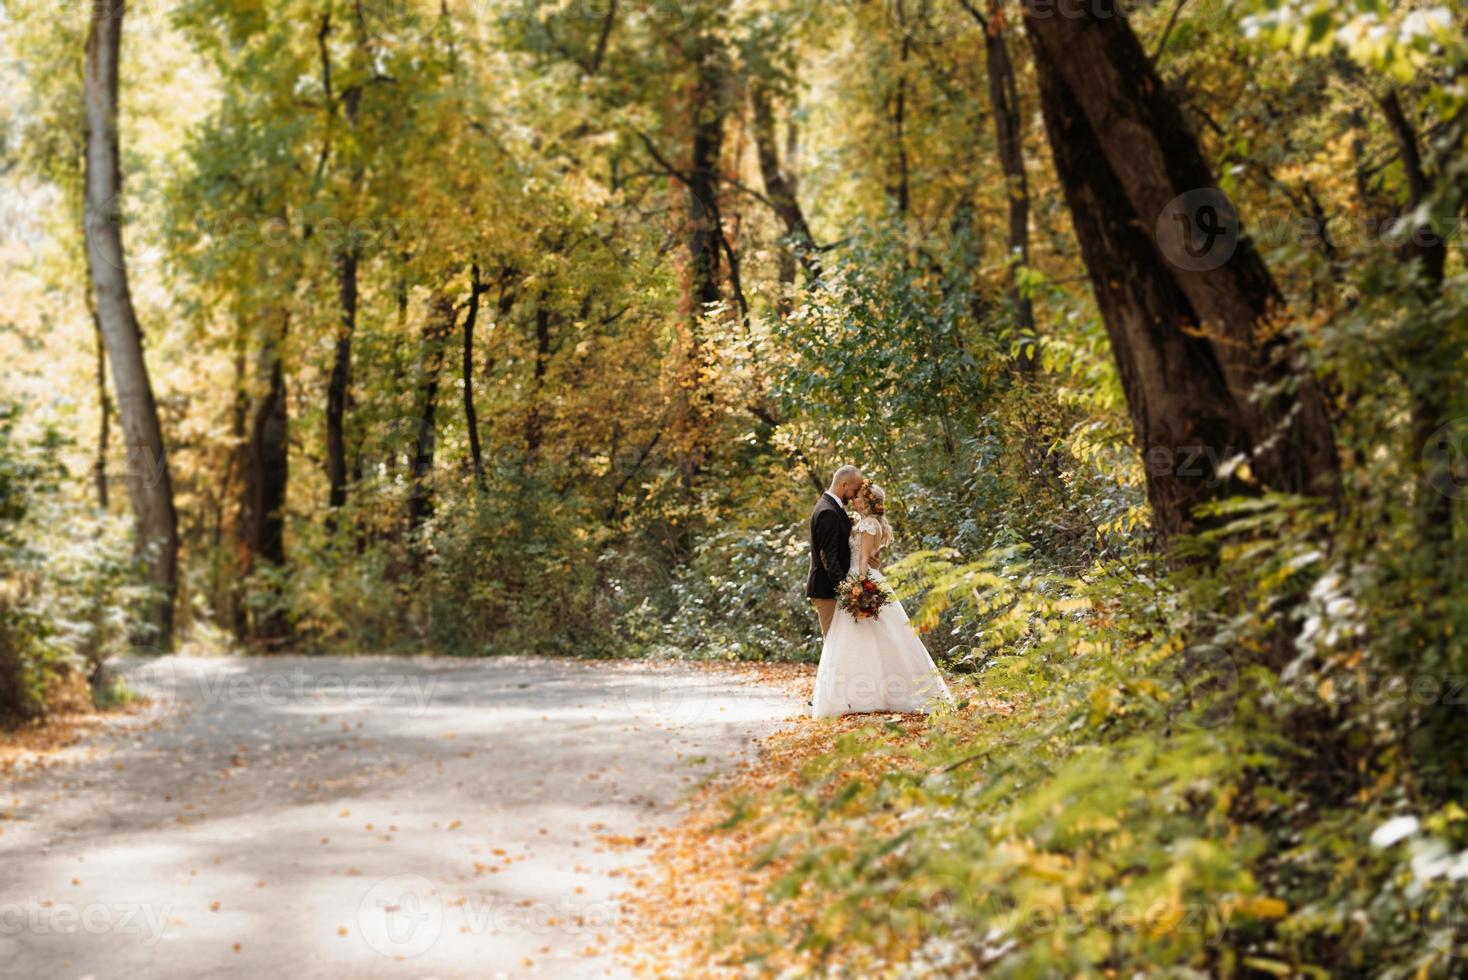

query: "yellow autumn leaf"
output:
1235 896 1289 920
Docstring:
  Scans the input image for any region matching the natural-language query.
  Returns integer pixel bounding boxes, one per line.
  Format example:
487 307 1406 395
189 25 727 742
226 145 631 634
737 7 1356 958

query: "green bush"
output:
616 523 818 662
0 402 139 724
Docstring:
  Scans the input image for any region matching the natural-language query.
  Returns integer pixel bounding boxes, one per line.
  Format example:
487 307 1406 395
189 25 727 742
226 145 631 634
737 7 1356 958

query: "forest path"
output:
0 655 796 978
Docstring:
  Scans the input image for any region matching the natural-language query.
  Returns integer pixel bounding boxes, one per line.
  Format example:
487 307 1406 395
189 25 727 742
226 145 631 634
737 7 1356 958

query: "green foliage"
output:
619 523 817 662
0 402 140 724
702 490 1468 973
771 222 999 470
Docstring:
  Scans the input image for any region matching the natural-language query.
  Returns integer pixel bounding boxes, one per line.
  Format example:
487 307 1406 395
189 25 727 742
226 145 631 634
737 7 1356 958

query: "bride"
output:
811 480 954 718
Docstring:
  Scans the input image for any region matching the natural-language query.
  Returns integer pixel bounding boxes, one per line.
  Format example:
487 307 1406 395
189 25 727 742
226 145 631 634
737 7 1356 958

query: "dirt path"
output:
0 656 796 978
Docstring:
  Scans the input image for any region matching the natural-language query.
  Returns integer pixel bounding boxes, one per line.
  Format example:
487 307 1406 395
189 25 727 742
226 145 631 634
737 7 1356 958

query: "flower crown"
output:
858 479 886 515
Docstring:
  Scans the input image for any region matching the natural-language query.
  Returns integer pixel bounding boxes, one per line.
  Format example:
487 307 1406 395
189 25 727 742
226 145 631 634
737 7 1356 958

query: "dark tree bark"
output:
589 0 617 73
84 0 180 647
662 42 731 489
224 342 249 638
326 248 357 513
1023 0 1338 540
464 275 514 485
686 51 727 343
889 0 913 216
1378 87 1457 545
462 264 488 490
751 80 818 316
1031 60 1243 540
319 8 368 522
961 0 1036 372
87 280 111 510
238 315 290 642
408 293 456 531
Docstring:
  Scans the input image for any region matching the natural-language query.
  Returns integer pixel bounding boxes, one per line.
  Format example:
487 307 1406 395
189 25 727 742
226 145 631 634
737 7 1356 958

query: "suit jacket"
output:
806 492 852 599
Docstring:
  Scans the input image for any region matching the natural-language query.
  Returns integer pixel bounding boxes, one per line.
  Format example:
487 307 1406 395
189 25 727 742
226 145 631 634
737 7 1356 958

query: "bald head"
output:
829 464 864 503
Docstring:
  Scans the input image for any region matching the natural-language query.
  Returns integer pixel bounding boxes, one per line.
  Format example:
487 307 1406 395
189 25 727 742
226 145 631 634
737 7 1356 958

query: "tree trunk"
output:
87 283 111 510
890 34 911 216
1023 0 1338 539
886 0 913 216
1378 87 1455 547
238 314 290 643
751 79 818 317
462 264 487 490
225 341 249 638
1031 60 1242 540
686 52 726 340
673 44 728 489
964 0 1036 372
84 1 179 648
320 8 368 523
326 248 357 513
408 293 455 531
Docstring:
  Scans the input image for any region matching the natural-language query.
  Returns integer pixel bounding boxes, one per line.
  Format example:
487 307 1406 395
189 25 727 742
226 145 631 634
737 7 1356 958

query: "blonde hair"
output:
857 480 894 549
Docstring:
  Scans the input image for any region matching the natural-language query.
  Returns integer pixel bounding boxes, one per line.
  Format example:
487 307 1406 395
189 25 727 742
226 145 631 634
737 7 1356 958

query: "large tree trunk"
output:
1031 61 1243 540
84 1 179 648
1023 0 1338 539
237 314 290 643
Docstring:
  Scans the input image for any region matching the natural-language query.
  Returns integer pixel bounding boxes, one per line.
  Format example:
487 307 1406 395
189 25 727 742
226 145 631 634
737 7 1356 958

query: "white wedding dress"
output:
811 516 954 718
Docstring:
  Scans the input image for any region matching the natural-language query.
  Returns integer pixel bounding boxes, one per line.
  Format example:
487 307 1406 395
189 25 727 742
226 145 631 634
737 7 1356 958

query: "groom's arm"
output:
816 511 848 580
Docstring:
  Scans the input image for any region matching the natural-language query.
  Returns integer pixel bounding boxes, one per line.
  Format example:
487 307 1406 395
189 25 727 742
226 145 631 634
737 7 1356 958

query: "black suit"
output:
806 492 852 599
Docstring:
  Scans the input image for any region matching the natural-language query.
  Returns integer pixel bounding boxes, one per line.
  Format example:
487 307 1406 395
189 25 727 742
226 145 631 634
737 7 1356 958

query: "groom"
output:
807 465 864 638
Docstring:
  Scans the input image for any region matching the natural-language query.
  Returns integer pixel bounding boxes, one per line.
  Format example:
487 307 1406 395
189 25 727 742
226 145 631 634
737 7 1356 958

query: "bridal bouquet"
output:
836 572 891 621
